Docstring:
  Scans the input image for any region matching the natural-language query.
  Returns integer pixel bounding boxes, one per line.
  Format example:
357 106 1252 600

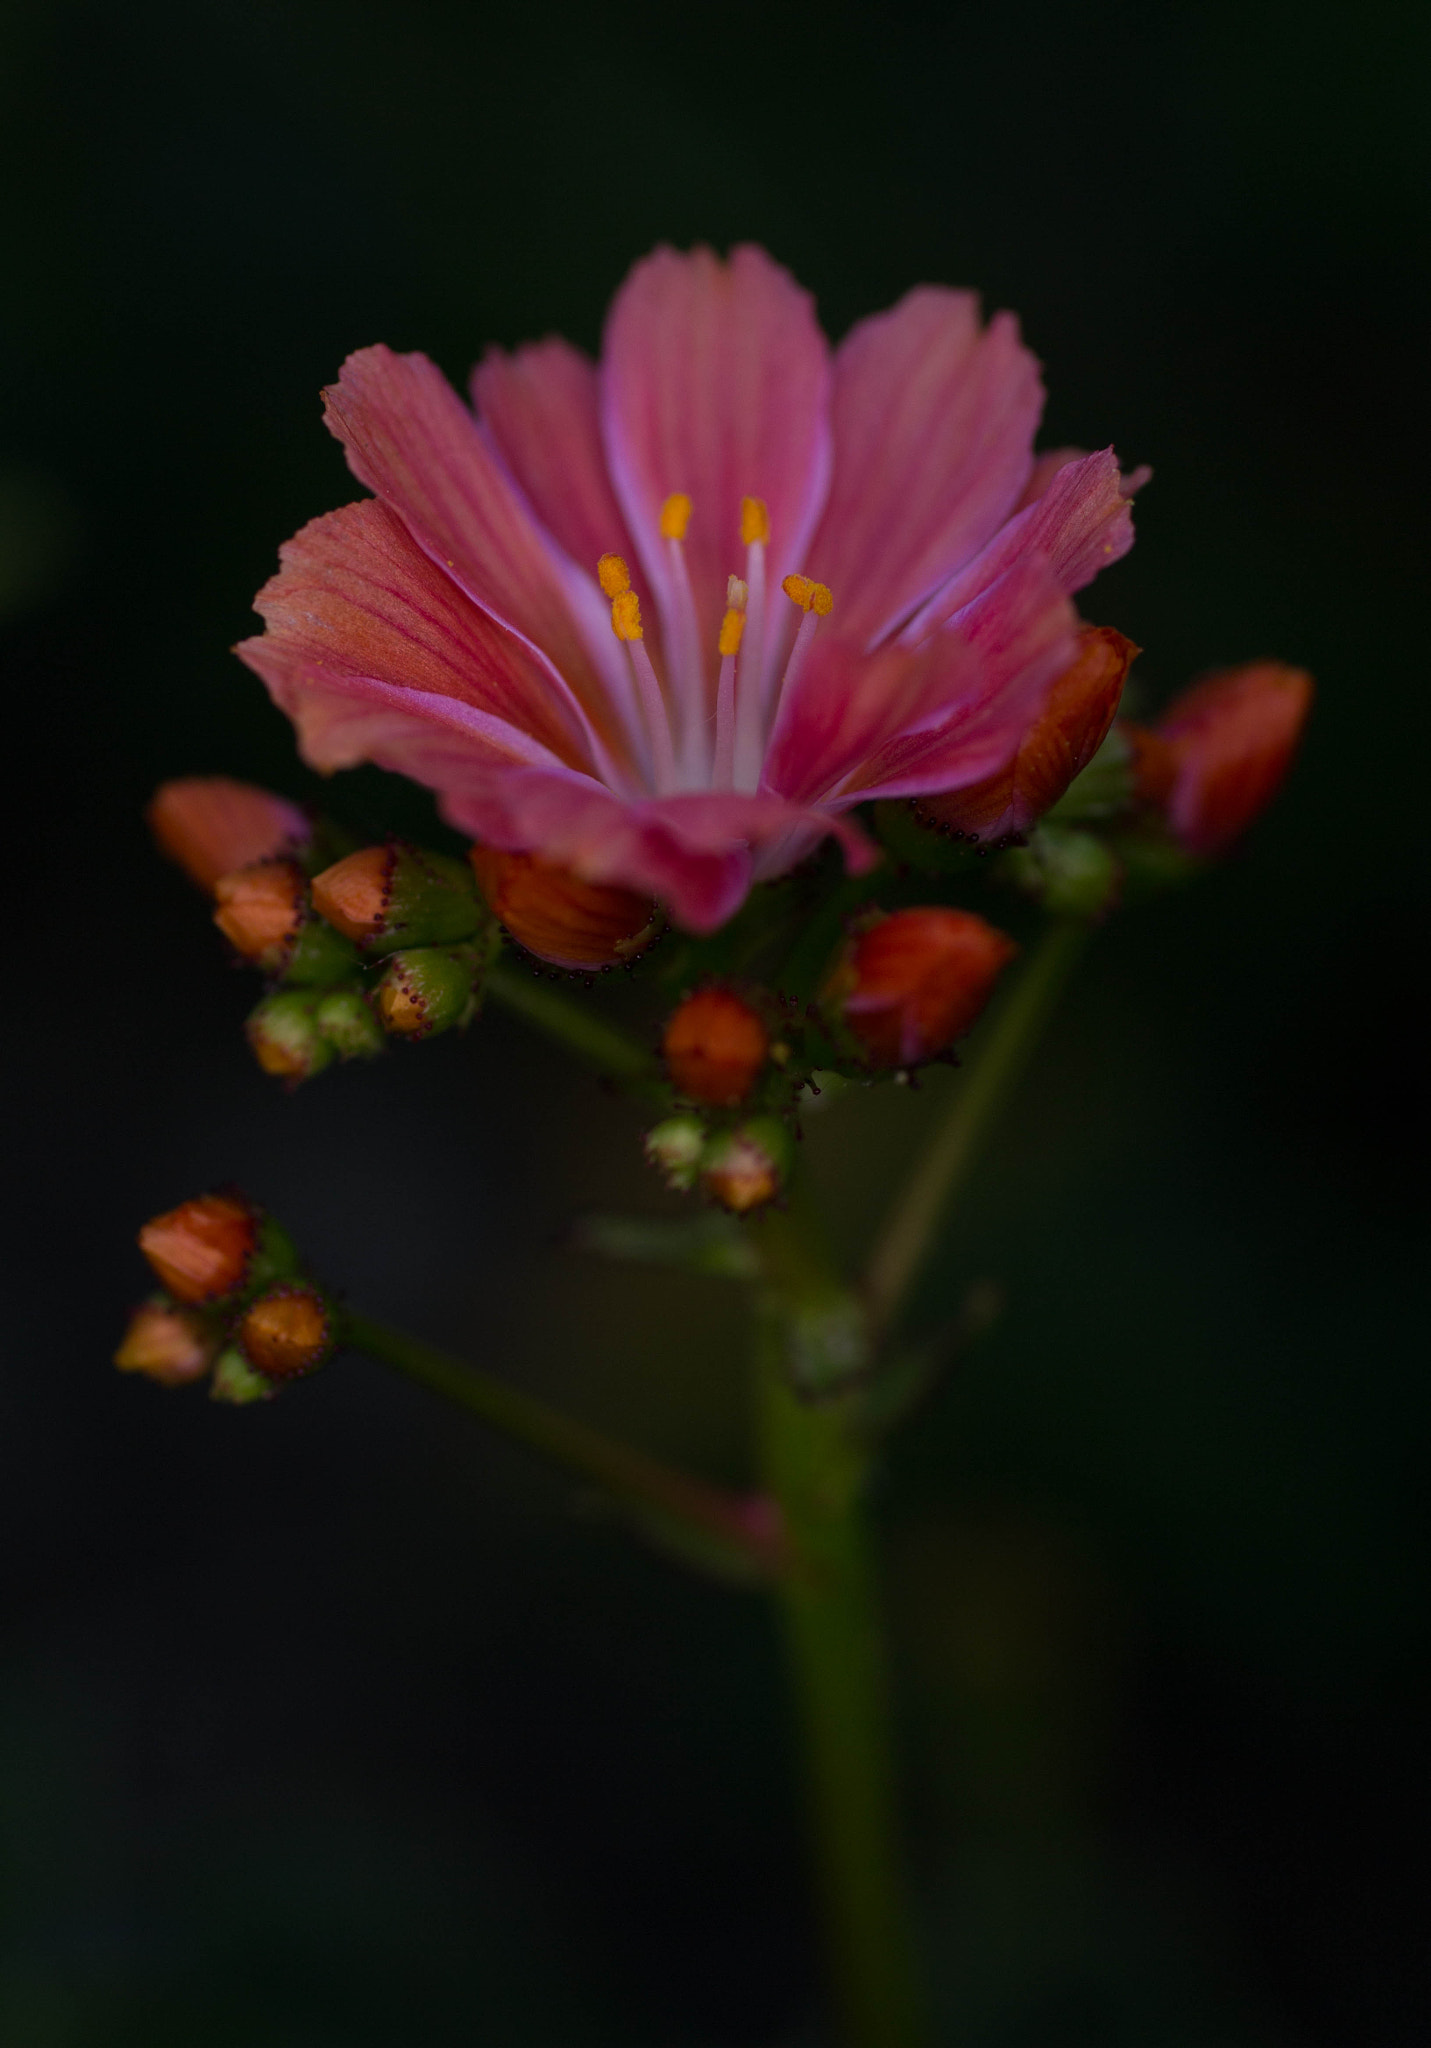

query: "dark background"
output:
2 1 1428 2041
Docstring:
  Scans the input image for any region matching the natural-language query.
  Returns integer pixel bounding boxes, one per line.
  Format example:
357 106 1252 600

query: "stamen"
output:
598 553 631 599
733 503 770 792
713 575 748 789
660 493 693 541
780 574 834 616
659 492 705 783
601 565 676 793
740 497 770 545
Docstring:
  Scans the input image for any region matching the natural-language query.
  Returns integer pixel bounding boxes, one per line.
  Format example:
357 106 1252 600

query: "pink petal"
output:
907 450 1136 641
323 346 639 767
806 288 1044 648
1015 446 1087 511
237 499 605 775
600 245 833 705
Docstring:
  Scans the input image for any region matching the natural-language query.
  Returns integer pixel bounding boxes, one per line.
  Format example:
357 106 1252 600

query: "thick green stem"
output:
345 1311 780 1577
484 957 658 1087
863 916 1088 1339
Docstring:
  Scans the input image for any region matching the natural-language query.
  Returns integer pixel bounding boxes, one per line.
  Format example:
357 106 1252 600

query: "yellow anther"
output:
740 496 770 546
659 493 693 542
718 608 747 658
727 574 748 610
610 588 643 642
781 573 834 617
597 552 631 599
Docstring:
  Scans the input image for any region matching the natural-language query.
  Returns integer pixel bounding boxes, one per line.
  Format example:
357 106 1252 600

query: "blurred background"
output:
2 0 1428 2041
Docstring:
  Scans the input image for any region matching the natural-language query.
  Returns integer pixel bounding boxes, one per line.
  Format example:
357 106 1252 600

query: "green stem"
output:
863 916 1088 1339
345 1311 781 1577
484 957 658 1087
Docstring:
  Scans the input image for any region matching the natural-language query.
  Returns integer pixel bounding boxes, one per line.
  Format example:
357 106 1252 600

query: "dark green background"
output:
2 1 1427 2041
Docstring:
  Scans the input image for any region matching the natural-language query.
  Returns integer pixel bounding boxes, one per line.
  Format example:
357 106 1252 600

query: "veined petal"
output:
907 449 1136 640
600 245 833 702
807 288 1044 648
323 346 636 767
238 499 600 771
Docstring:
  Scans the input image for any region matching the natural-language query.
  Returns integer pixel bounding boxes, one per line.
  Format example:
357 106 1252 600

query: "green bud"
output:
209 1347 276 1405
246 991 335 1083
1003 824 1121 918
699 1115 794 1214
313 986 385 1060
375 945 481 1039
311 842 488 957
280 915 362 988
245 1212 302 1296
644 1115 707 1192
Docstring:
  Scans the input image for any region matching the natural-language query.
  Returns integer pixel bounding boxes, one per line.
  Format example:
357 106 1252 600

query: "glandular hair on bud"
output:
313 987 385 1060
644 1114 708 1193
210 1347 276 1405
148 778 310 895
114 1298 219 1386
238 1284 334 1382
375 946 480 1038
312 843 485 954
699 1117 793 1215
246 991 335 1082
829 908 1017 1068
139 1193 258 1304
471 847 660 970
213 860 306 970
663 988 769 1107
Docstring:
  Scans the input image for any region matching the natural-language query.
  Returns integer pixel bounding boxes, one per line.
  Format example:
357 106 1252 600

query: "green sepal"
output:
377 942 485 1037
246 990 336 1082
571 1210 760 1280
209 1347 275 1405
1045 725 1136 823
361 844 490 956
1001 824 1121 917
870 799 983 876
313 986 385 1060
643 1115 707 1192
281 915 362 987
245 1213 302 1296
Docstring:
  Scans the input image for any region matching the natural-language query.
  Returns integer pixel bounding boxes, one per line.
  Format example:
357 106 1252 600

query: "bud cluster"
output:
117 1190 336 1402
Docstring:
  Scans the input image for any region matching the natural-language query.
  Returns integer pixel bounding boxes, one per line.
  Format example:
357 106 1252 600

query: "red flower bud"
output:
212 859 306 968
114 1299 219 1386
237 1283 334 1382
663 988 769 1106
1154 661 1313 856
148 777 309 895
471 848 659 970
829 909 1017 1068
138 1193 257 1304
917 626 1138 842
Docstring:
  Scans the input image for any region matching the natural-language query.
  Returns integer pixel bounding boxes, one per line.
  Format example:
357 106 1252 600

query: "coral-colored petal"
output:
600 245 833 711
908 449 1136 640
323 347 638 767
237 499 604 776
806 288 1043 648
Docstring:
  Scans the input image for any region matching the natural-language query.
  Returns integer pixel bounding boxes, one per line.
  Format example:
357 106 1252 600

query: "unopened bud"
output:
246 990 335 1081
148 777 310 895
313 986 385 1060
663 987 770 1106
1153 661 1313 856
644 1114 708 1192
213 859 305 968
917 626 1138 843
237 1283 335 1382
471 847 659 970
375 946 480 1038
699 1117 793 1215
828 909 1017 1068
139 1192 257 1304
312 843 485 954
114 1298 219 1386
210 1347 276 1405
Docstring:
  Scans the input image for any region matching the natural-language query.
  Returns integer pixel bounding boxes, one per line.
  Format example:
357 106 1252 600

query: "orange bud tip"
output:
1157 661 1313 856
830 908 1017 1068
212 859 305 966
238 1284 334 1382
739 497 770 546
659 492 693 541
147 777 309 895
138 1193 257 1304
471 847 660 970
114 1299 219 1386
597 552 631 599
311 845 394 942
610 588 643 641
663 987 770 1106
699 1118 793 1215
781 573 833 616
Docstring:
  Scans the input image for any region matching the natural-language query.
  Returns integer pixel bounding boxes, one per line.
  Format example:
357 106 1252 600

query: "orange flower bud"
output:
138 1193 257 1304
114 1299 219 1386
311 844 392 942
1155 661 1313 856
237 1284 334 1382
212 859 306 968
663 988 769 1106
829 909 1017 1068
148 777 309 895
471 848 659 970
918 626 1139 842
699 1117 794 1215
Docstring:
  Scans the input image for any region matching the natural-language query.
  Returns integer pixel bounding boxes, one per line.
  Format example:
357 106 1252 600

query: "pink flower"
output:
238 246 1142 932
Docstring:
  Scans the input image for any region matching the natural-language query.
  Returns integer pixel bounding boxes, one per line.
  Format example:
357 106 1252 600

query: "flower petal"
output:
237 499 602 774
806 288 1043 648
323 346 639 773
600 245 833 705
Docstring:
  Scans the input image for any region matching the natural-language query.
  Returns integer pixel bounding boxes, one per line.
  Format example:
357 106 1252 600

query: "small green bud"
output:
1045 726 1136 824
209 1347 276 1405
1003 825 1120 918
246 991 335 1082
699 1116 794 1214
643 1115 708 1192
375 945 481 1039
313 986 385 1060
280 915 362 987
